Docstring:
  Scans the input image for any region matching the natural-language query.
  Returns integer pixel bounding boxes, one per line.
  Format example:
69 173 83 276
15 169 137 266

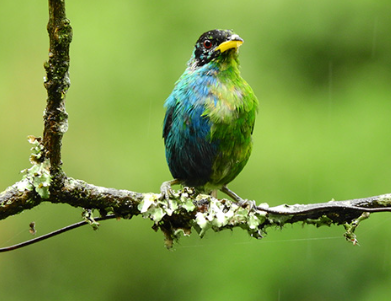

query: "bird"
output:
161 29 258 205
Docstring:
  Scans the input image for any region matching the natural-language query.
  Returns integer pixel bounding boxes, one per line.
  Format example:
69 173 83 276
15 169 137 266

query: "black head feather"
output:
191 29 243 68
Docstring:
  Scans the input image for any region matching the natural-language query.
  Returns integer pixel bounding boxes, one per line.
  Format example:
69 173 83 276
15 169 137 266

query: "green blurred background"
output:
1 0 391 300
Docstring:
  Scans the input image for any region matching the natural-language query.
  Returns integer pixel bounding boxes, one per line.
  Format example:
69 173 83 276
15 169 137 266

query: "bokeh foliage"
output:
1 0 391 300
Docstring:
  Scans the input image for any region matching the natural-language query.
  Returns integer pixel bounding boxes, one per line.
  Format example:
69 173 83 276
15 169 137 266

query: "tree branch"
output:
43 0 72 177
1 0 391 250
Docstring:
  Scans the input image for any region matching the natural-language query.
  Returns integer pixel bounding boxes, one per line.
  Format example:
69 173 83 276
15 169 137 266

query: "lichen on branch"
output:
43 0 72 176
1 0 391 252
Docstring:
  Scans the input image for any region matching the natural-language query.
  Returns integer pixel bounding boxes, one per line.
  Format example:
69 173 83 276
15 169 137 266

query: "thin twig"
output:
0 214 117 253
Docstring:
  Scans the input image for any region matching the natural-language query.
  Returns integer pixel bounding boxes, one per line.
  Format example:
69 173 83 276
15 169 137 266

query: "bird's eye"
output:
203 40 212 49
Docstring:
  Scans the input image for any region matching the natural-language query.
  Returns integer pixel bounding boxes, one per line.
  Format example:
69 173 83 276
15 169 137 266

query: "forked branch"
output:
0 0 390 251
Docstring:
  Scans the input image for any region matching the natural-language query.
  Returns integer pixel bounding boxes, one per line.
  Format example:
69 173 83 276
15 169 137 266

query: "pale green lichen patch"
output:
303 215 333 228
138 193 181 222
343 212 370 245
193 196 267 239
18 136 51 199
82 209 100 230
139 190 270 248
15 178 34 192
137 189 196 248
138 189 196 220
376 194 391 207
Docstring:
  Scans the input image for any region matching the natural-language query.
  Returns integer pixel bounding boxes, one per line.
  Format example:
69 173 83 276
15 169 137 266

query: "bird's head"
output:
190 29 244 68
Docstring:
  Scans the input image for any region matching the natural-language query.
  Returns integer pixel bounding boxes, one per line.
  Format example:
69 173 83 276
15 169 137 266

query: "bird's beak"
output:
215 35 244 53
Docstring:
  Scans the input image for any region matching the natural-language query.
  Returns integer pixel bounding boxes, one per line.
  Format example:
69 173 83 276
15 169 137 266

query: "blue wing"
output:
163 73 219 187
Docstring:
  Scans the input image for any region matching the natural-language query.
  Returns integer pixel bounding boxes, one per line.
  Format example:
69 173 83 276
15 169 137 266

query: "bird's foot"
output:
220 185 256 210
159 179 180 200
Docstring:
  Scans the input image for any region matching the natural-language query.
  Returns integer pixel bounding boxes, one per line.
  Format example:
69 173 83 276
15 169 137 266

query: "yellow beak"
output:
215 38 244 53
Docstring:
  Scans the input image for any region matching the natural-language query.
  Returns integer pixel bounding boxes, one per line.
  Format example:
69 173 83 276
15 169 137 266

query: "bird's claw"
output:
220 185 256 211
238 199 257 211
159 179 180 201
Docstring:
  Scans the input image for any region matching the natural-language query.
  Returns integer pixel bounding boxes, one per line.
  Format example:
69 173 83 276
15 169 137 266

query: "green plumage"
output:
162 29 258 202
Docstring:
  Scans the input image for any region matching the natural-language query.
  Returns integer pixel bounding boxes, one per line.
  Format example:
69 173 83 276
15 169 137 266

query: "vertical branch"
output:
43 0 72 177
